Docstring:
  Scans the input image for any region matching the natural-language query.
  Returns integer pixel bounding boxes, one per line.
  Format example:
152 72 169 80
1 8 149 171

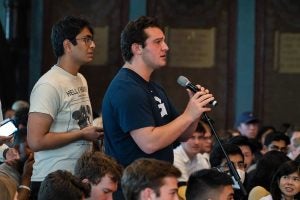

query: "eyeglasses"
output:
73 36 94 46
218 161 246 172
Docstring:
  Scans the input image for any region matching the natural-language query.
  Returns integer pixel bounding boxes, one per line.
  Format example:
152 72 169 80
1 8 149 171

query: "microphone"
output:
177 75 218 107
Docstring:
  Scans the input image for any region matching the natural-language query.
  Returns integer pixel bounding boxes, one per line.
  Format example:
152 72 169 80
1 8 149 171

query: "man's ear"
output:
82 178 89 184
63 39 72 54
131 43 142 55
140 188 154 200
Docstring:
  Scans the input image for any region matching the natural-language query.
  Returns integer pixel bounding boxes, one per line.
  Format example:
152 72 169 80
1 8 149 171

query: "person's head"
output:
120 16 168 67
186 169 234 200
51 16 95 59
210 144 246 183
121 158 181 200
264 132 290 154
181 121 213 158
250 150 291 191
256 125 276 145
2 100 29 120
270 160 300 200
11 100 29 112
13 106 29 129
38 170 90 200
288 129 300 160
228 136 255 170
236 111 259 139
74 151 123 200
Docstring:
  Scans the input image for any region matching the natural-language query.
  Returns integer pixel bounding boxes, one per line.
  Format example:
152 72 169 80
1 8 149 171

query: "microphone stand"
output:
202 112 247 196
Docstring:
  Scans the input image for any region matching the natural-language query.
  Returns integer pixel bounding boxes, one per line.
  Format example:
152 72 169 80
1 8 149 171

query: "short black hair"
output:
264 132 290 146
228 135 256 153
51 16 93 58
210 143 244 168
186 169 233 200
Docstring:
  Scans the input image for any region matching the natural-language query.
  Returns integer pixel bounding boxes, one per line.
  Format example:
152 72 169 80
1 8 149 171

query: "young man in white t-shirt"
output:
173 120 213 183
27 16 103 199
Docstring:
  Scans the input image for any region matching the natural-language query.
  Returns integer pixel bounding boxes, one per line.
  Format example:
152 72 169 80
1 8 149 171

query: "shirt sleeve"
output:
30 83 60 119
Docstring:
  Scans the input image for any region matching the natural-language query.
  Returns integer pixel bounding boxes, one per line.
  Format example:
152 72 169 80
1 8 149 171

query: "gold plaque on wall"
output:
166 27 215 68
274 31 300 73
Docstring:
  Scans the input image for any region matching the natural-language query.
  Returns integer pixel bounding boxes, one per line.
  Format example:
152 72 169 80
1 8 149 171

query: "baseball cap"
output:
236 111 259 126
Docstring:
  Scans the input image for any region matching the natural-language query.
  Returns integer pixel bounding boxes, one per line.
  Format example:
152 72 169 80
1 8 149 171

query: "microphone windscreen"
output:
177 76 189 87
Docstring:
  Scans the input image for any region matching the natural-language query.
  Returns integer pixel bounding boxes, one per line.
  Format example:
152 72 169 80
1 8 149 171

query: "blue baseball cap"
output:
236 111 259 126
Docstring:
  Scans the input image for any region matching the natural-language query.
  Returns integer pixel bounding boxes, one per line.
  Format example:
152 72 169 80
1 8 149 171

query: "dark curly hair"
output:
120 16 163 62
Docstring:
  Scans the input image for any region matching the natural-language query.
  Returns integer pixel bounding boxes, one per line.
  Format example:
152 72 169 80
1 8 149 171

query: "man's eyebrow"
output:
153 37 164 41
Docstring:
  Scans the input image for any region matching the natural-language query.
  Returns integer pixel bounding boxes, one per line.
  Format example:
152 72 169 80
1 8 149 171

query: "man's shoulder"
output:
173 145 190 162
105 72 147 98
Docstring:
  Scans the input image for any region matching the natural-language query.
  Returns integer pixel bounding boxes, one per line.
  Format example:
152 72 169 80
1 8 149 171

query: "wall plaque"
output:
274 31 300 73
166 27 215 68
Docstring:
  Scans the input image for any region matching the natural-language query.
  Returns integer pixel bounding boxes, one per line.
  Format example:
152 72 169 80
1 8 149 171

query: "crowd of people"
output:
0 15 299 200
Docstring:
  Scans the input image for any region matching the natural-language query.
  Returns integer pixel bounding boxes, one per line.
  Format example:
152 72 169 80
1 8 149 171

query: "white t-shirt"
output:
30 65 93 181
173 145 210 182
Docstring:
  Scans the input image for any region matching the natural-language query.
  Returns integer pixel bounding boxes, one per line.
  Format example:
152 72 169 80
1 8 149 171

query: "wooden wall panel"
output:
255 0 300 130
147 0 237 130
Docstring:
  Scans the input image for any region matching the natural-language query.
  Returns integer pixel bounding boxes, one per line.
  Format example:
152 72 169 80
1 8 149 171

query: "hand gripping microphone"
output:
177 75 218 107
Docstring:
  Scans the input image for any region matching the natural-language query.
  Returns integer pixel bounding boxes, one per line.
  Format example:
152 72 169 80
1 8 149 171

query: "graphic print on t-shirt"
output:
154 96 167 117
72 105 92 129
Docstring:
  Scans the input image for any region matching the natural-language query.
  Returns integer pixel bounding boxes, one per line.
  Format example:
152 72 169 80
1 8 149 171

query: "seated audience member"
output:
210 143 247 199
121 158 181 200
228 136 256 172
235 111 260 139
3 100 29 120
74 151 123 200
287 129 300 160
38 170 90 200
263 131 290 154
186 169 234 200
1 106 29 164
256 126 276 148
0 128 34 200
11 100 29 113
173 120 212 183
261 160 300 200
246 151 290 195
